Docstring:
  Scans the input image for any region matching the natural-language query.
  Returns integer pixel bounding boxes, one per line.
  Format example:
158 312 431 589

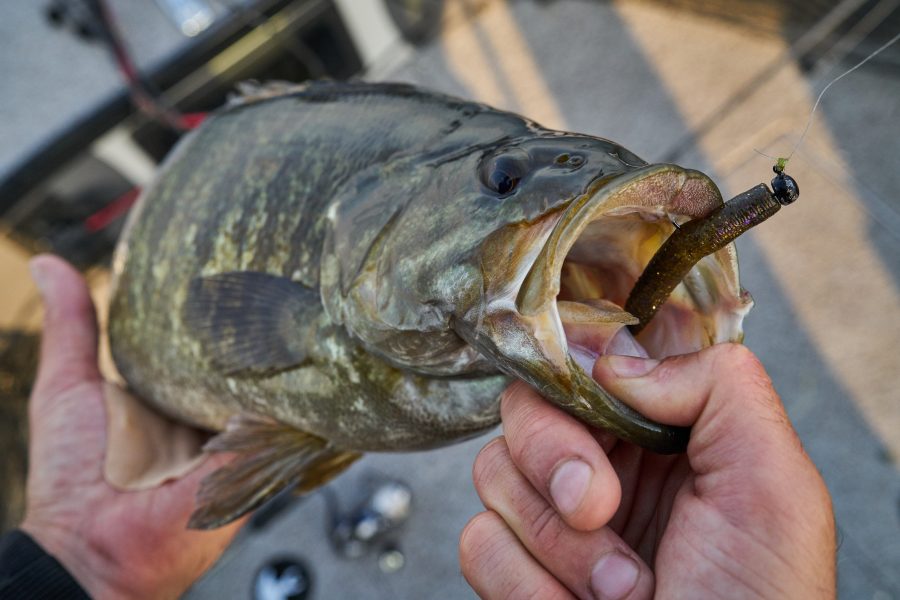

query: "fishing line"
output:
635 31 900 334
758 30 900 168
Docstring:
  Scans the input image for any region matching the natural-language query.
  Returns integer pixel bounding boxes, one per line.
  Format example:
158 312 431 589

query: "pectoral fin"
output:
183 272 319 376
188 414 361 529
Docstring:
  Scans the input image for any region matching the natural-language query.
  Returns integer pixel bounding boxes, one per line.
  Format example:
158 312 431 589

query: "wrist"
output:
20 517 137 600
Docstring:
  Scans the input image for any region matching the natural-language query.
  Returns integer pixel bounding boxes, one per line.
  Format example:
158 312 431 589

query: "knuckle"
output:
647 357 680 387
506 403 558 470
459 511 507 572
473 437 511 493
706 345 792 435
500 380 533 413
714 344 775 394
710 343 762 374
505 577 566 600
526 502 566 554
460 512 570 600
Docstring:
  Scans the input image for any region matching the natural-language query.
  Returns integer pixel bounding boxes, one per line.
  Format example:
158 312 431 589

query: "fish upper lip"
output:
517 164 722 317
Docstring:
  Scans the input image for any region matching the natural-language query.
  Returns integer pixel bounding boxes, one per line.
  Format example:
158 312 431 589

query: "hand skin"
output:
460 346 836 599
20 255 243 600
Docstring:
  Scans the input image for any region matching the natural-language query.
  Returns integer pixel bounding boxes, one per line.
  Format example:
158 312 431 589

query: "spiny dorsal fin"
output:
228 80 309 107
183 272 319 376
188 414 360 529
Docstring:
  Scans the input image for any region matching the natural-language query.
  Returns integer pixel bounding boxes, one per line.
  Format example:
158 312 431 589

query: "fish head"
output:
329 130 650 373
330 127 751 451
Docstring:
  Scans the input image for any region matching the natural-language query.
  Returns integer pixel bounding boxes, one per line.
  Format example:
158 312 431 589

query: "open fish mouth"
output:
517 164 753 376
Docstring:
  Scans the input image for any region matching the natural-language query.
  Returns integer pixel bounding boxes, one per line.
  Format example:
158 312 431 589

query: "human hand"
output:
460 345 835 599
20 255 243 600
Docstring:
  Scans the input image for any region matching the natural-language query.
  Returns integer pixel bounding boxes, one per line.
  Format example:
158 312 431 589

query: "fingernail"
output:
591 551 639 600
549 459 592 515
605 328 649 358
605 355 659 378
29 258 50 297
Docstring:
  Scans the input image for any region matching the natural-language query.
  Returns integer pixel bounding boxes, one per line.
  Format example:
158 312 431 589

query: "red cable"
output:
84 187 141 233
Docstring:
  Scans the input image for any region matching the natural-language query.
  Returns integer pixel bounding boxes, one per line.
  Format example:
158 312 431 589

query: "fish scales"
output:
111 83 509 449
108 81 750 528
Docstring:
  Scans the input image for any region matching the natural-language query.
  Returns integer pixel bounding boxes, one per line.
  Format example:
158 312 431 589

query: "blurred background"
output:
1 0 898 597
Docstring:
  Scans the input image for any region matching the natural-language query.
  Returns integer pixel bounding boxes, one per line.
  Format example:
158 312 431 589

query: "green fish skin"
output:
108 81 750 528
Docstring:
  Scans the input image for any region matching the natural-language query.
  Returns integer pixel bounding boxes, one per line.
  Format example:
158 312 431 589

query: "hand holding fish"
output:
19 256 243 600
461 347 836 599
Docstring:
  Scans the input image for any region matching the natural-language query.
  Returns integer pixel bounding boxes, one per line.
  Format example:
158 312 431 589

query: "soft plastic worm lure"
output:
626 166 799 335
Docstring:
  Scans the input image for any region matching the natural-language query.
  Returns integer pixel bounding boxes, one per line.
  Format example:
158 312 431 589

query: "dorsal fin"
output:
183 272 320 376
228 80 309 107
188 414 361 529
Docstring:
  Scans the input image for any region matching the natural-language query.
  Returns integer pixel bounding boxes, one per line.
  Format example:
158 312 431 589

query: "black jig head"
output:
771 163 800 205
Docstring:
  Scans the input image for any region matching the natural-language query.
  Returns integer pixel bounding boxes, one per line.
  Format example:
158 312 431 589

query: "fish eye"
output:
489 167 518 195
481 151 531 197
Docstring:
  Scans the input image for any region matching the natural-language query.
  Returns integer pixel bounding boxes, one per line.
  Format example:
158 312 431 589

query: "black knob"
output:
771 173 799 205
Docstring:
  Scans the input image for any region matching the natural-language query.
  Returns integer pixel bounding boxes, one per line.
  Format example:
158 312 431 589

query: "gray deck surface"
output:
2 1 899 598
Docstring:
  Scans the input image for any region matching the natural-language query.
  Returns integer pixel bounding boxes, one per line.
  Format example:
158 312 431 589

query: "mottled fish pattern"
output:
108 81 742 528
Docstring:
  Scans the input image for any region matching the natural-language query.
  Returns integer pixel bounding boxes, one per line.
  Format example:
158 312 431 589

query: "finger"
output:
473 437 654 600
500 381 621 531
592 344 801 469
30 254 102 398
460 511 575 600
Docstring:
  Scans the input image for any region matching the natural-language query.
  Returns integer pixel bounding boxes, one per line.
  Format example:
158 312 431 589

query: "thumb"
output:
30 254 102 399
593 343 802 465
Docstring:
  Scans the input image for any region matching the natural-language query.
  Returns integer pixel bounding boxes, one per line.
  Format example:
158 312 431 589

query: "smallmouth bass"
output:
108 81 751 528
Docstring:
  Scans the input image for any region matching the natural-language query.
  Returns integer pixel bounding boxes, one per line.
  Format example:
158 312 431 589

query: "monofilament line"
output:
786 30 900 162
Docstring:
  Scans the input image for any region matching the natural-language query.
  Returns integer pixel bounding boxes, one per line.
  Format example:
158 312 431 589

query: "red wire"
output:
95 0 190 131
180 112 208 129
84 187 141 233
